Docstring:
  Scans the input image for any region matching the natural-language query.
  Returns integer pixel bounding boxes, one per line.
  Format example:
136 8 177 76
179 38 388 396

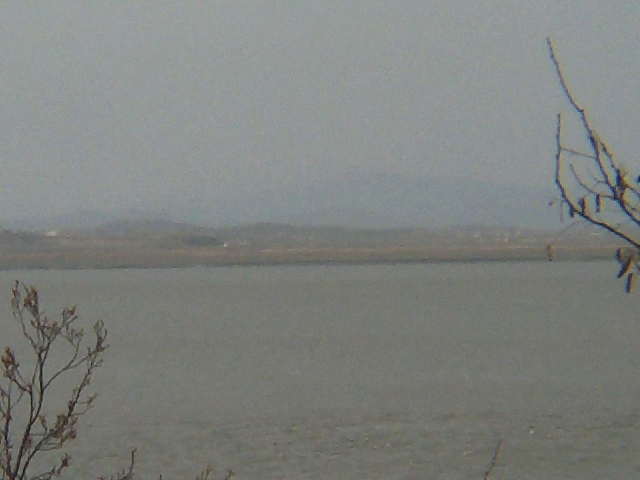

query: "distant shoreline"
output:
0 245 617 270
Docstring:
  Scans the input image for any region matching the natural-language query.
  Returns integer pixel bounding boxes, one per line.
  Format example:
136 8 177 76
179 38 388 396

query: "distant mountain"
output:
6 173 560 231
184 172 559 229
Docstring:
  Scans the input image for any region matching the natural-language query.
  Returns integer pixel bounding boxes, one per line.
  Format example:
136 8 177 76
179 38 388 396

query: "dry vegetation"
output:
1 282 112 480
0 282 233 480
548 37 640 291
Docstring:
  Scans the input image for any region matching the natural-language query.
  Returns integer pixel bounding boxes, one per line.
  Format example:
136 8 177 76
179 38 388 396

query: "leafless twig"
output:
547 37 640 291
2 283 231 479
1 282 108 480
483 438 502 480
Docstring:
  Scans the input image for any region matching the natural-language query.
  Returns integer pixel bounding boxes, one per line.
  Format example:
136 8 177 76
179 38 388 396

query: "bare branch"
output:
2 284 109 480
483 438 503 480
547 38 616 187
2 284 224 480
98 448 136 480
554 114 638 247
562 146 596 159
548 37 640 291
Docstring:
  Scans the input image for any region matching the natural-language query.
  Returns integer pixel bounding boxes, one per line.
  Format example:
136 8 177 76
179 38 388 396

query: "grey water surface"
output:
2 262 639 479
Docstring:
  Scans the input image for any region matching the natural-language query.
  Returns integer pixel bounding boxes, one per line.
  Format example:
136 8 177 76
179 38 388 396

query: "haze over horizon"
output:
2 2 639 228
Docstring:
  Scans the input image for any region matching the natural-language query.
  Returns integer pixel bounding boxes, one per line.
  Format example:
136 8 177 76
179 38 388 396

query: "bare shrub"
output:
1 282 229 480
548 37 640 291
0 281 111 480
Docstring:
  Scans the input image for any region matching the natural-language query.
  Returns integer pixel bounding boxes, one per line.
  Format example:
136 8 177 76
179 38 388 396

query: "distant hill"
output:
6 173 560 231
194 172 559 229
0 215 625 254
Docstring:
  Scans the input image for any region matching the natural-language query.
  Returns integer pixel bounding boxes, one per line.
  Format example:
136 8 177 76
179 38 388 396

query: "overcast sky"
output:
1 1 639 224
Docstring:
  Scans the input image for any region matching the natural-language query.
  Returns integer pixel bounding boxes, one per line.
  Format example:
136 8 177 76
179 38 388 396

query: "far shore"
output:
0 244 619 270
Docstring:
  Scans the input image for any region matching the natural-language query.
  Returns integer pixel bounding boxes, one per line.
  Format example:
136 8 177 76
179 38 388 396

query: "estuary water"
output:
1 261 640 479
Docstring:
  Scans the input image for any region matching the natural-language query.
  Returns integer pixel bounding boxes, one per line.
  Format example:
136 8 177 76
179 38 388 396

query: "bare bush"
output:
0 281 113 480
1 282 230 480
548 37 640 291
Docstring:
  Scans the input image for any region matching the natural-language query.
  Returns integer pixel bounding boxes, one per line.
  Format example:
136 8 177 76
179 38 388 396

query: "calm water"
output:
1 261 640 479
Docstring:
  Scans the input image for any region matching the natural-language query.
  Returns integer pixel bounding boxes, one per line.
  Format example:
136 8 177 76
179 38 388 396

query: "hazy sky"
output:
1 1 640 224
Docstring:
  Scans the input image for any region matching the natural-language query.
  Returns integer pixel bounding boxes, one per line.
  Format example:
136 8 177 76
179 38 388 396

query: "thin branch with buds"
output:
547 37 640 291
1 283 231 480
1 282 109 480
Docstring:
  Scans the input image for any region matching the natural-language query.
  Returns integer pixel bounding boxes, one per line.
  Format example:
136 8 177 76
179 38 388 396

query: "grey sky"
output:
1 1 639 225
